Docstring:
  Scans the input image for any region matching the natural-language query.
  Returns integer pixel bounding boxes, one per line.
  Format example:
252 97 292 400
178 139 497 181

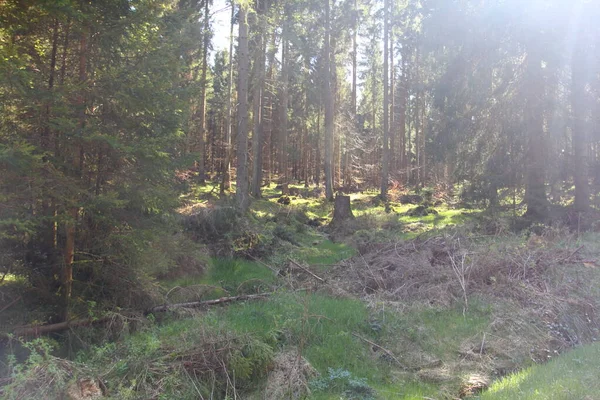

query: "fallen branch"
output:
3 293 273 339
558 245 585 264
244 253 279 274
10 316 115 337
351 332 404 369
146 292 272 314
0 295 21 314
288 259 325 283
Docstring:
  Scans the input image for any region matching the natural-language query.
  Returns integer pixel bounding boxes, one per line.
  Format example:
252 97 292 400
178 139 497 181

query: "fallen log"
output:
2 293 273 339
11 316 115 337
145 292 272 314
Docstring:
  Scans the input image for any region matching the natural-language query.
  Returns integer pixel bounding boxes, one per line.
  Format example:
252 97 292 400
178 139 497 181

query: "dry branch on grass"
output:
2 293 273 339
325 232 600 353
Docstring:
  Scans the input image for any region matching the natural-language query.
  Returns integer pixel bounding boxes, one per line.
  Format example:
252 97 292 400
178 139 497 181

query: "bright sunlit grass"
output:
477 342 600 399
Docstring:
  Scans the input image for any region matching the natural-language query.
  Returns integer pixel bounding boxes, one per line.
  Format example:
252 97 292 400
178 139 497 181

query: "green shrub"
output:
310 368 376 400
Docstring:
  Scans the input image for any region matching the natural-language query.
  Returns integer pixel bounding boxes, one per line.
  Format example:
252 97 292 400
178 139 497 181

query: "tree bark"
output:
220 0 236 195
62 26 88 322
330 194 354 226
572 36 590 212
324 0 335 200
380 0 390 198
278 17 290 187
523 50 549 219
236 4 251 212
197 0 210 184
251 4 266 198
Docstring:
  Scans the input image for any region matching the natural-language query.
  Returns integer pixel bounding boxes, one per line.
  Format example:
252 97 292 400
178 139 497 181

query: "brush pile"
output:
327 229 600 350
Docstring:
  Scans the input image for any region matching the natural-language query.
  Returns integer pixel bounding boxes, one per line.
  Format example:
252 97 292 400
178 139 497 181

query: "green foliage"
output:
311 368 377 400
2 338 72 400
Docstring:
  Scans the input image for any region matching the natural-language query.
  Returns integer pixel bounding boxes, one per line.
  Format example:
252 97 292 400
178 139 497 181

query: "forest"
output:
2 0 600 398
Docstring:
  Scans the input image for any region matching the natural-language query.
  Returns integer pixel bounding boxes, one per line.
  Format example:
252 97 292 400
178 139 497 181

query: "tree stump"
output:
330 194 354 226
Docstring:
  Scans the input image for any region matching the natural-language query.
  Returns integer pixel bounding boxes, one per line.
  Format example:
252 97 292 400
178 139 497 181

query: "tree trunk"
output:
279 19 290 187
415 46 421 186
251 7 266 198
236 4 250 212
572 38 590 212
221 1 235 195
389 17 395 173
380 0 390 198
62 27 88 322
197 0 210 184
523 50 549 219
330 194 354 226
324 0 334 200
399 50 408 179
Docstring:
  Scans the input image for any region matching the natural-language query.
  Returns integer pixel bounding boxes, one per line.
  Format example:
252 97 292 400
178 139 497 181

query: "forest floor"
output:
3 182 600 399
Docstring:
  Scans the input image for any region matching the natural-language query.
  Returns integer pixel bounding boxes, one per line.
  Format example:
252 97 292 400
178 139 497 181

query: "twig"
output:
351 332 404 369
480 332 486 355
244 253 279 274
288 259 325 282
0 296 21 314
558 245 585 264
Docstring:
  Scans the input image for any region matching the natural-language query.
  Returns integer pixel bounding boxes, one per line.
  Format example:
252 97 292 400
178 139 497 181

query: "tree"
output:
250 0 267 198
324 0 335 200
236 2 251 212
197 0 212 184
380 0 390 198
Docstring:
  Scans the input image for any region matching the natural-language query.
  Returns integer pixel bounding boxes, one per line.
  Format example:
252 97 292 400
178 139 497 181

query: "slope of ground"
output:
3 184 600 399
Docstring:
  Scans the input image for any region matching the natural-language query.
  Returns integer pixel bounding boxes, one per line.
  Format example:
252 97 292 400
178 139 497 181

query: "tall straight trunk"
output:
236 4 250 212
251 5 266 198
380 0 390 197
324 0 334 200
352 0 358 115
524 50 549 219
346 0 356 189
264 31 277 185
315 107 321 186
414 46 421 186
389 19 395 173
279 20 290 187
221 0 235 195
420 89 426 185
399 50 407 177
41 20 59 253
303 67 310 187
197 0 210 183
63 27 88 321
572 40 590 211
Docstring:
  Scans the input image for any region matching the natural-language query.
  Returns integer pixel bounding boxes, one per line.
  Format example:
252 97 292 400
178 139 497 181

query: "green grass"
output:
161 258 275 297
378 300 492 360
292 238 356 268
477 342 600 399
211 292 438 398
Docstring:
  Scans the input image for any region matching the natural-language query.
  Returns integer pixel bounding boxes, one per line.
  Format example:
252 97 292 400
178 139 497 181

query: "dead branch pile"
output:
328 232 600 348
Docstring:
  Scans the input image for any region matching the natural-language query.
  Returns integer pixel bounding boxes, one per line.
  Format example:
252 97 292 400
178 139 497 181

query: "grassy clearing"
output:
477 342 600 400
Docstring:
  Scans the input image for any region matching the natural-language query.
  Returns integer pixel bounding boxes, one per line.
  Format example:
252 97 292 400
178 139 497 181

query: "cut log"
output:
330 193 354 226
